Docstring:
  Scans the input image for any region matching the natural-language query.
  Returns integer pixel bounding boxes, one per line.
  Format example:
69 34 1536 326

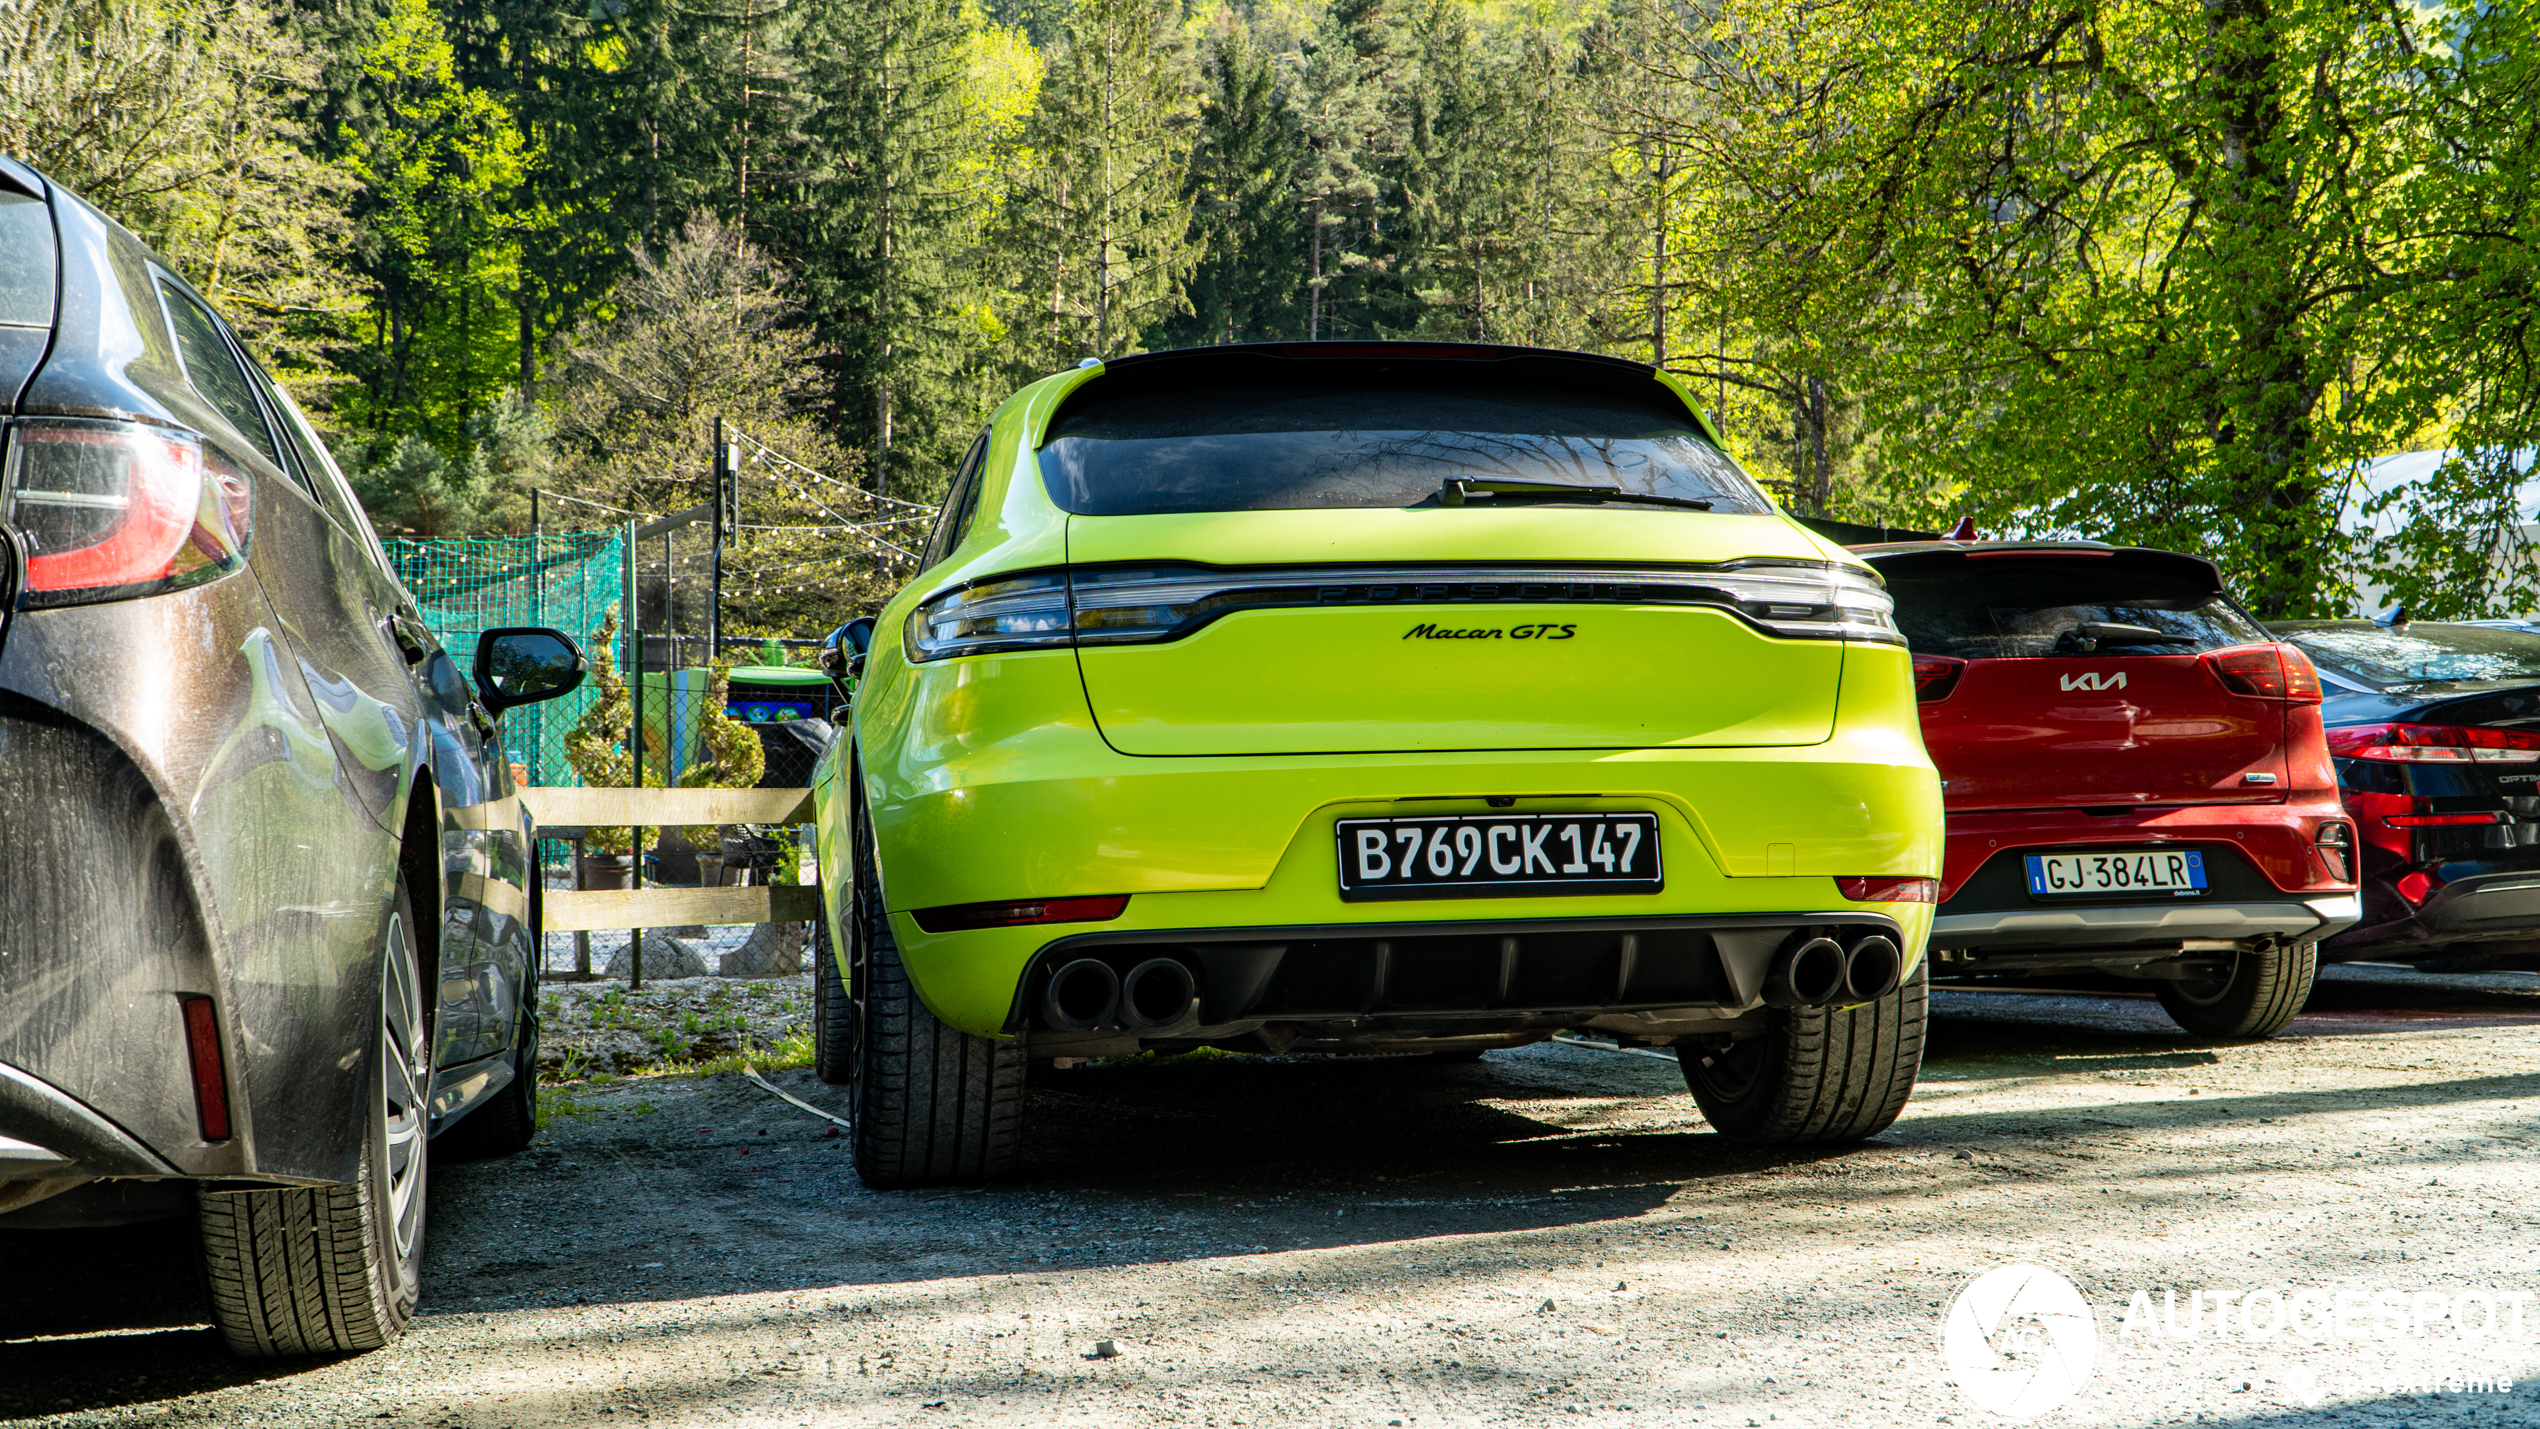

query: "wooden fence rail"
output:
521 788 822 981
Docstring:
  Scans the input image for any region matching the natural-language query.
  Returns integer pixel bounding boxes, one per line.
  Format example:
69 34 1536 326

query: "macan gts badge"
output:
808 342 1946 1187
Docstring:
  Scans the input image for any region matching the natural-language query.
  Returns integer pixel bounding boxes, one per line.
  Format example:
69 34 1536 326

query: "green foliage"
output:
27 0 2540 618
0 0 354 377
674 662 766 849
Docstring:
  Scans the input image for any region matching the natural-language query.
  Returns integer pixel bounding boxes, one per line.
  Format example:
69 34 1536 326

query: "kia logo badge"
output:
2059 672 2127 691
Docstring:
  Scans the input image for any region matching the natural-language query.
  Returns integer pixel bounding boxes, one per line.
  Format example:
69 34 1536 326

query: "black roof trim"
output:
1053 341 1712 437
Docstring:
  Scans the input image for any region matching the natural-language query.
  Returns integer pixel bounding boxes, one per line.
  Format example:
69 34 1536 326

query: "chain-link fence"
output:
385 531 629 788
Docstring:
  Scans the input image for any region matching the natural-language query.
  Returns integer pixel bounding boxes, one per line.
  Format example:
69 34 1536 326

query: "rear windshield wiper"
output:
1437 477 1713 512
2055 622 2199 653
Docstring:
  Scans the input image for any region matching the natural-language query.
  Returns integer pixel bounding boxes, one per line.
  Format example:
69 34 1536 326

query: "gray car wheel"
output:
199 872 430 1354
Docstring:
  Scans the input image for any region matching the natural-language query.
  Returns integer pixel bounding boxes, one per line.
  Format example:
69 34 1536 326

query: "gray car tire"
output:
1682 956 1927 1145
2154 941 2316 1039
199 872 431 1354
849 775 1023 1187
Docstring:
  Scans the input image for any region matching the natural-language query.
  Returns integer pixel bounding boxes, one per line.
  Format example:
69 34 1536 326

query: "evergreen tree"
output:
1005 0 1200 363
1288 7 1388 339
787 0 977 500
1160 19 1309 347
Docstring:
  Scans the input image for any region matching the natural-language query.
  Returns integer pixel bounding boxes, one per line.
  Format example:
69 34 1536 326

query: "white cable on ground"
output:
1549 1032 1683 1062
740 1064 853 1129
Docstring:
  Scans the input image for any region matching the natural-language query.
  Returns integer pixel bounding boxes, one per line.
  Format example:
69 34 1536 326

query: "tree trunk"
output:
2202 0 2321 617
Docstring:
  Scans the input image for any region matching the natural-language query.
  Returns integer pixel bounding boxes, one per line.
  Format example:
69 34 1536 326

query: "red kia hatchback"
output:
1858 541 2360 1038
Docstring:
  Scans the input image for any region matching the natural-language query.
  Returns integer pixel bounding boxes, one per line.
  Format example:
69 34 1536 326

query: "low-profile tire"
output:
812 906 853 1085
199 872 431 1355
848 771 1024 1188
1683 956 1927 1146
2155 941 2317 1039
437 1001 538 1158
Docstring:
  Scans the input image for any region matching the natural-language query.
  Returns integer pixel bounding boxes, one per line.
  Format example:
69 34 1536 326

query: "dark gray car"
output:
0 158 584 1355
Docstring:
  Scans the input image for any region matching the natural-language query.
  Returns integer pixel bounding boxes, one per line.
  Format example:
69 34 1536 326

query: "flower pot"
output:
696 854 727 888
578 854 635 891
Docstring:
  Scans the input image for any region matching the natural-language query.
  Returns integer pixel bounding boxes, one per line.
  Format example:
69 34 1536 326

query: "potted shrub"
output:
563 613 645 888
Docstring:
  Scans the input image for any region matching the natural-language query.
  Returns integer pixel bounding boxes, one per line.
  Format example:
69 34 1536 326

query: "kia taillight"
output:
0 419 250 607
1911 655 1965 703
2203 644 2323 703
2324 723 2540 764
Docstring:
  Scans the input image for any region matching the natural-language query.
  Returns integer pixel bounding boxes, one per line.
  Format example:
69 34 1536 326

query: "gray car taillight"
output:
0 417 251 607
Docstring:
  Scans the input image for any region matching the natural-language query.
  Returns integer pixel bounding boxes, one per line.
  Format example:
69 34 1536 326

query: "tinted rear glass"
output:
1039 380 1769 516
2283 625 2540 689
1881 557 2265 658
0 192 55 327
157 280 280 464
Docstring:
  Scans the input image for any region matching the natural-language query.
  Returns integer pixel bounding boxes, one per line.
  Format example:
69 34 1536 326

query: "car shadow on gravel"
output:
0 1218 329 1417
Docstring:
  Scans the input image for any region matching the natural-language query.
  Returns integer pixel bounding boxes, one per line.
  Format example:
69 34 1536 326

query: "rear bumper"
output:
1008 911 1907 1046
2324 871 2540 962
0 1061 180 1183
1933 895 2360 952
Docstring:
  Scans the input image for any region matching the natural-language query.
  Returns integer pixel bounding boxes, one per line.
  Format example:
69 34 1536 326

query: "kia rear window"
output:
2279 625 2540 690
1039 380 1769 517
1876 554 2266 659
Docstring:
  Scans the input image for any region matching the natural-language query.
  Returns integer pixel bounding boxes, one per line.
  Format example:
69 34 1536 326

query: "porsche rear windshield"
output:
1877 555 2266 658
2281 625 2540 689
1037 381 1769 516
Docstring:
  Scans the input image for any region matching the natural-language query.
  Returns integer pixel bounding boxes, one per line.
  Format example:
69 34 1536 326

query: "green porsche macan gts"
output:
808 343 1943 1187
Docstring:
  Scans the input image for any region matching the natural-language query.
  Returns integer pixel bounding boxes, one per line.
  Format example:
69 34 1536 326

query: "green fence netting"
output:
385 531 628 790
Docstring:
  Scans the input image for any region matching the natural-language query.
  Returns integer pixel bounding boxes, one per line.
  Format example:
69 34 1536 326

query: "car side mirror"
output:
472 627 587 715
821 616 876 683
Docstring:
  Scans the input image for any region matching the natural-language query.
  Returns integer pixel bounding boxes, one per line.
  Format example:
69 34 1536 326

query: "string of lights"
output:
728 425 942 515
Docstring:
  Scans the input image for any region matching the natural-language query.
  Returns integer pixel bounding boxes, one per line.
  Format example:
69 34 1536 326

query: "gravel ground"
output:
5 964 2539 1429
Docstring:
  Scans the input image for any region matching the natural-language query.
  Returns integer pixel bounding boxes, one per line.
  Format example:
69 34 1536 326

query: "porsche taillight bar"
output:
904 561 1901 662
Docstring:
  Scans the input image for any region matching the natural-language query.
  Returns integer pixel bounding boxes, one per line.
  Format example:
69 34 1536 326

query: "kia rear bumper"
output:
1931 895 2361 953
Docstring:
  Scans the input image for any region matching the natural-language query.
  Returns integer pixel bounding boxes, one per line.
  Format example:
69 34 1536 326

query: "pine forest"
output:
6 0 2540 625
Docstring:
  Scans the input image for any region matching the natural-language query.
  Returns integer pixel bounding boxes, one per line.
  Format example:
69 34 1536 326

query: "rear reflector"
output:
2314 822 2355 882
2204 645 2323 703
179 995 231 1141
2384 812 2507 827
1911 655 1965 703
1 419 250 607
912 895 1131 934
1836 876 1939 903
2325 723 2540 763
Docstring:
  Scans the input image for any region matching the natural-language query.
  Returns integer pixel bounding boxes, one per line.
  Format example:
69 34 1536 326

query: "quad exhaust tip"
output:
1843 934 1902 1002
1768 933 1904 1008
1768 936 1849 1007
1040 958 1120 1031
1118 957 1198 1031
